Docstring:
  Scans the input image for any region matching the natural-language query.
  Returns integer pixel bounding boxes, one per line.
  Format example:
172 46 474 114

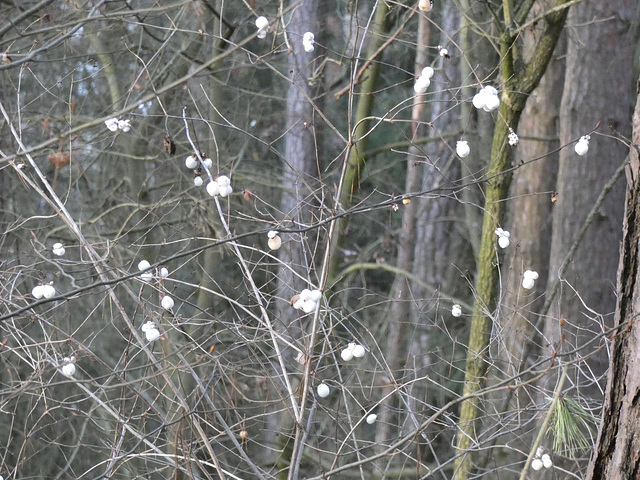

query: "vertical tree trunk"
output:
586 72 640 480
375 5 430 451
277 0 323 335
453 1 571 478
543 0 635 395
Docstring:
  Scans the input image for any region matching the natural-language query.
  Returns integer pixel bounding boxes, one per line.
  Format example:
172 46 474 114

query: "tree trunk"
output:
542 0 635 397
453 1 571 478
277 0 324 338
375 4 430 453
586 71 640 480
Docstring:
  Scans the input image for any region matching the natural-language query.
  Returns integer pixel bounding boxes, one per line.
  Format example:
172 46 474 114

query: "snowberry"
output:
32 285 44 299
483 85 498 96
194 176 203 187
219 185 233 197
268 234 282 251
145 327 161 342
61 357 76 377
472 91 487 110
206 181 220 197
42 284 56 299
161 295 174 310
341 348 354 362
185 155 198 169
483 92 500 112
508 128 519 146
303 32 315 52
575 135 590 156
473 86 500 112
301 299 317 313
451 304 462 317
52 242 65 256
255 16 269 38
495 228 511 249
159 267 169 278
317 383 330 398
138 260 153 282
352 344 365 358
439 47 449 58
419 0 433 11
531 458 543 471
541 454 552 468
104 118 119 132
366 413 377 424
421 66 434 79
142 321 161 341
456 140 470 158
138 260 151 271
308 289 322 302
216 176 232 197
522 270 539 290
203 157 213 169
414 75 431 94
118 119 131 132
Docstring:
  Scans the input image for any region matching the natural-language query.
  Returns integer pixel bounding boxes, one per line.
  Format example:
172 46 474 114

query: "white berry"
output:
317 383 330 398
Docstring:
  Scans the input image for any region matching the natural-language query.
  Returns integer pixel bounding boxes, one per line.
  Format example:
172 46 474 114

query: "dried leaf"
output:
163 135 176 155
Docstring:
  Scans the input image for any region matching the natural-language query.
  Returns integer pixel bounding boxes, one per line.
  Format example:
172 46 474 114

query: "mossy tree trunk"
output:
453 1 571 478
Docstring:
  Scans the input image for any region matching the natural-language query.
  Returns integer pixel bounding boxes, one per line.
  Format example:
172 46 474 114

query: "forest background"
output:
0 0 638 479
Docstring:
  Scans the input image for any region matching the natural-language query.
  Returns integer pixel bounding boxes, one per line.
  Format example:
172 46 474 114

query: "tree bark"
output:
543 0 635 396
586 71 640 480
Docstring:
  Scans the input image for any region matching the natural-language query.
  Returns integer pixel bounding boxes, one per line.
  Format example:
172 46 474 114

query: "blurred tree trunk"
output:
274 1 323 478
375 4 430 451
277 0 323 338
499 27 563 378
542 0 635 395
586 71 640 480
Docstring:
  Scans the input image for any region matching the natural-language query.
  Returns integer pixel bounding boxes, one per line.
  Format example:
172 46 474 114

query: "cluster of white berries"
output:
255 16 269 39
508 128 519 146
267 230 282 250
531 447 553 470
340 342 366 361
303 32 315 52
104 118 131 133
60 356 76 377
574 135 590 156
292 288 322 313
185 154 213 186
137 260 169 282
472 85 500 112
495 227 510 249
141 321 161 342
207 175 233 198
52 242 65 256
451 304 462 317
414 66 434 94
522 270 539 290
32 283 56 299
456 140 470 158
